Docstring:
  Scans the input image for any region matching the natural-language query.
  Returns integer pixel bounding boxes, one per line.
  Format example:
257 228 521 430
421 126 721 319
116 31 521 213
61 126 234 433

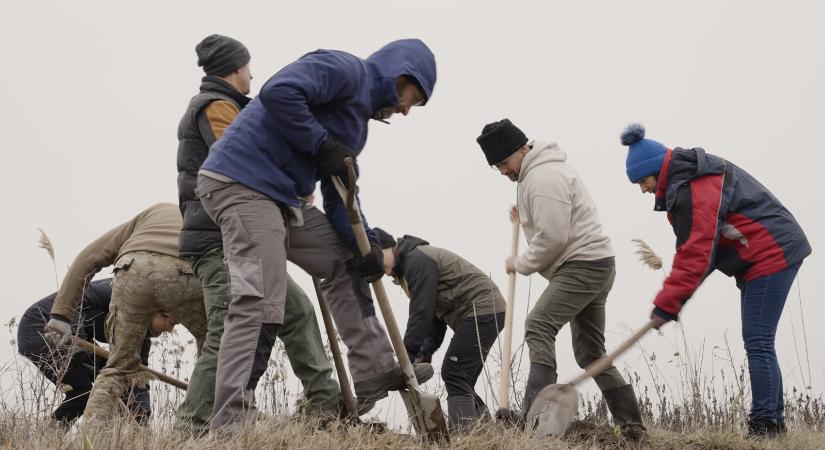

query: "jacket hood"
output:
518 140 567 182
656 147 727 211
394 234 430 275
365 39 437 113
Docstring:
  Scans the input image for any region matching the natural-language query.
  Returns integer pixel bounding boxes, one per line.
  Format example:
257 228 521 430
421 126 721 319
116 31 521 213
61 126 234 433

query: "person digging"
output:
19 279 173 426
46 203 208 428
373 228 505 432
476 119 645 440
618 123 811 438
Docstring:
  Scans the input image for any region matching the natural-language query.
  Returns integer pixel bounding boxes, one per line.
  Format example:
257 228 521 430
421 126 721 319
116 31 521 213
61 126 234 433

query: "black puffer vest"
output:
177 77 250 257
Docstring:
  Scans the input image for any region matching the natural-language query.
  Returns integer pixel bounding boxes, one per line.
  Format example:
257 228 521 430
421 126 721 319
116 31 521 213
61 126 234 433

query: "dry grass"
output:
0 413 823 450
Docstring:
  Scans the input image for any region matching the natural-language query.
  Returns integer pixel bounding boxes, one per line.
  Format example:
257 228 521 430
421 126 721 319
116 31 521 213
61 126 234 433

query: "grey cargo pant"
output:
197 175 395 431
525 257 626 392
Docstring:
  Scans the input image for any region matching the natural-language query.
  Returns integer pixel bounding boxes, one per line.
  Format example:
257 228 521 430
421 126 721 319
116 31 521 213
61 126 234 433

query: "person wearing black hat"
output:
476 119 645 440
372 227 505 431
175 34 349 433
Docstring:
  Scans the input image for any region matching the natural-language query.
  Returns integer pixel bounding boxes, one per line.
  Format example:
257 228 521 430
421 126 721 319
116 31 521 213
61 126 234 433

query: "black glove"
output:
313 137 355 179
347 243 385 283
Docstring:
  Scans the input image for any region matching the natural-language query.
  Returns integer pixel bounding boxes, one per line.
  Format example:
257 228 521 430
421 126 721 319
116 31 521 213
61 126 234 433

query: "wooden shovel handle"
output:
313 277 358 416
497 219 520 409
70 335 188 390
332 159 421 391
568 319 656 386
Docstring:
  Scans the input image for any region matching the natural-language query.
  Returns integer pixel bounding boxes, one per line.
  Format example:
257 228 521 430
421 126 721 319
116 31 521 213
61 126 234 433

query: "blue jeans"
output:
740 262 801 424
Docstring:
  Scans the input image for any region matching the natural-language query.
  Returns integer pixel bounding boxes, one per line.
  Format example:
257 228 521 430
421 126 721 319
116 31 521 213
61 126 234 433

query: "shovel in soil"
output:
494 215 520 421
332 159 449 443
526 319 656 438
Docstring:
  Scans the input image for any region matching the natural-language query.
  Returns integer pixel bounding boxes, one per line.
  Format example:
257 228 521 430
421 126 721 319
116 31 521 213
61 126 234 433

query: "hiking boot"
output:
747 419 785 439
447 395 477 432
602 384 647 441
353 363 434 403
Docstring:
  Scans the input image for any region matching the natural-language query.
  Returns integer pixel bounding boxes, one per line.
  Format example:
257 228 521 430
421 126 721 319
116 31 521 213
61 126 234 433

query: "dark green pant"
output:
524 257 626 392
175 248 339 431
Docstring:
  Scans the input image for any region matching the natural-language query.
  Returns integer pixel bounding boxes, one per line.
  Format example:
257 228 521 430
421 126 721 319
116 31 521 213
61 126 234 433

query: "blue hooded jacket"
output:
200 39 436 248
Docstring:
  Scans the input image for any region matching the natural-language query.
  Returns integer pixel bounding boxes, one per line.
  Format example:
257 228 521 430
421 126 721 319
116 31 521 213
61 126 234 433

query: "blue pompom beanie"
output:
620 123 667 183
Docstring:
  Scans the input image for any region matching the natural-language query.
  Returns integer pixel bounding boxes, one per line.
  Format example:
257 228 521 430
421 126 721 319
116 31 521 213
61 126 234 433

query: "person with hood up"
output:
175 34 349 433
372 228 505 431
195 39 438 431
476 119 645 440
45 203 208 426
618 123 811 438
18 279 170 426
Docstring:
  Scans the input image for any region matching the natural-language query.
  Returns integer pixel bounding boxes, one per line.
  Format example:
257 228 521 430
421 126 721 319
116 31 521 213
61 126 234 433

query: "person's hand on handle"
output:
347 243 385 283
44 317 73 346
509 205 519 224
649 308 672 330
505 255 516 274
314 138 355 179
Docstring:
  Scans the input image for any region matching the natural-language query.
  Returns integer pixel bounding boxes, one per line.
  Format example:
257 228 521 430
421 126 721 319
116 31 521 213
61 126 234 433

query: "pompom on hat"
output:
620 123 667 183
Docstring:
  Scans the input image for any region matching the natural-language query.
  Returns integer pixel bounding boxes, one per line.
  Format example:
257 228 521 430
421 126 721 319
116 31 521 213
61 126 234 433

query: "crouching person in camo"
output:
19 279 174 426
373 228 505 431
46 203 207 426
476 119 645 439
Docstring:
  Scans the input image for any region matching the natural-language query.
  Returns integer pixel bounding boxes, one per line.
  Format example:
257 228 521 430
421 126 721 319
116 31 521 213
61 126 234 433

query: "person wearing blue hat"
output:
619 123 811 438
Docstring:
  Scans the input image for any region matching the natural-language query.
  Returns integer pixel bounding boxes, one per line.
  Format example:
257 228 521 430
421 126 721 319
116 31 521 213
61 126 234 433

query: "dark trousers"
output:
442 312 504 405
740 262 801 424
26 351 150 424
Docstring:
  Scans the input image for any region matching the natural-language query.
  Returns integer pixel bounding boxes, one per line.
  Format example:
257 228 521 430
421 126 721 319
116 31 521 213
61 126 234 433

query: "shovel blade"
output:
400 389 449 443
526 383 578 438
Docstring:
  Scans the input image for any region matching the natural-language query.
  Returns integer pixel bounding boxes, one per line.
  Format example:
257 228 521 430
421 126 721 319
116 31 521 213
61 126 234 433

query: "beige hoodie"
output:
515 140 613 280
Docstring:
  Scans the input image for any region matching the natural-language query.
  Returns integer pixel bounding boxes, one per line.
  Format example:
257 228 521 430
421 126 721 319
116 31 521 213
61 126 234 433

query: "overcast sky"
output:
1 0 822 426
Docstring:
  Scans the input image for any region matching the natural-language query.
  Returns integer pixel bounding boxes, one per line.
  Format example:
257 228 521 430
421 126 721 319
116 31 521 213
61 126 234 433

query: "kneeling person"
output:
375 229 505 430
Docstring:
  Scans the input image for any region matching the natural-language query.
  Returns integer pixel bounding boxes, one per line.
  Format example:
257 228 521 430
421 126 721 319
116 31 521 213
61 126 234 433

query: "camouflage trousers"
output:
84 251 207 425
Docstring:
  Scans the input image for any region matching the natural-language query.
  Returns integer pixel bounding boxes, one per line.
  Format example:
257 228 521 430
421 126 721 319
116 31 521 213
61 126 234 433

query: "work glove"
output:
313 137 355 180
346 243 385 283
44 317 73 346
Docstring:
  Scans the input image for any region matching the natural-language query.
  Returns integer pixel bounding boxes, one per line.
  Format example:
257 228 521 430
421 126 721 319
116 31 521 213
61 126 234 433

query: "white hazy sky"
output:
1 0 822 426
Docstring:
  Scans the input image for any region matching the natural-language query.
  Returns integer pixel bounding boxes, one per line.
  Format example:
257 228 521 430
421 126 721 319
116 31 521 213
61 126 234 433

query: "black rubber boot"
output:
602 384 646 441
521 363 558 424
447 395 478 432
747 419 785 439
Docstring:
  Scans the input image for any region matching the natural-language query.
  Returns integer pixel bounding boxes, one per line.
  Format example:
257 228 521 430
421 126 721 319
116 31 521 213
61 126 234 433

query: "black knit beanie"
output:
196 34 250 77
372 228 397 249
476 119 529 166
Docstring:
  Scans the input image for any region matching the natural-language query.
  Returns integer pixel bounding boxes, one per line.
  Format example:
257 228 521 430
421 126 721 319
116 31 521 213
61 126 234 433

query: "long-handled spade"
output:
311 277 358 418
332 159 449 443
526 319 656 437
495 215 520 420
67 334 188 390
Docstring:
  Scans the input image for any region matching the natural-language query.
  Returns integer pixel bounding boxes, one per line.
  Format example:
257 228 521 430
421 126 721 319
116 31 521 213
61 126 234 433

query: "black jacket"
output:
393 236 505 358
177 76 250 257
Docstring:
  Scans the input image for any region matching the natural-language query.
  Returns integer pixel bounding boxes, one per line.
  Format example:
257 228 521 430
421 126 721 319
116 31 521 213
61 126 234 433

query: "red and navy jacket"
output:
652 147 810 320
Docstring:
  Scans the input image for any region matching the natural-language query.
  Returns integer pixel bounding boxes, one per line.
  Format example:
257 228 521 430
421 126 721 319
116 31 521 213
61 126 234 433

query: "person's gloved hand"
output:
44 317 73 346
347 243 385 283
313 138 355 179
